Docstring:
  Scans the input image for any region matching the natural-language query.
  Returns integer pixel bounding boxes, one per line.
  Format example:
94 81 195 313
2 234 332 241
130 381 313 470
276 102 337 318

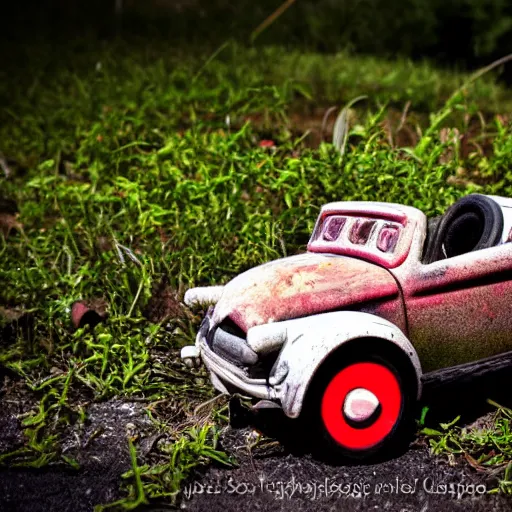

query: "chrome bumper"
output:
181 333 272 400
200 336 272 399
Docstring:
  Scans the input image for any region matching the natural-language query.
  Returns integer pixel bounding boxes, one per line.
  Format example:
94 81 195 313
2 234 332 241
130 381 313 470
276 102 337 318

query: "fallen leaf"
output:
0 213 22 237
464 452 485 472
0 307 25 323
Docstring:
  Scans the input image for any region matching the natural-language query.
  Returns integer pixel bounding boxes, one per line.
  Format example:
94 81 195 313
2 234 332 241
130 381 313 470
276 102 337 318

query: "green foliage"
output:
95 426 233 511
2 39 512 505
421 401 512 494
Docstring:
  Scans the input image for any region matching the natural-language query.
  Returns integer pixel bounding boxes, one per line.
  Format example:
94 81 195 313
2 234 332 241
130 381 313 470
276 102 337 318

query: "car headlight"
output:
246 323 287 354
184 286 224 307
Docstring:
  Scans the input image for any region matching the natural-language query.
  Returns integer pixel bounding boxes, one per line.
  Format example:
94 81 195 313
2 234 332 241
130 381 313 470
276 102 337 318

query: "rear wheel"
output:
303 348 416 461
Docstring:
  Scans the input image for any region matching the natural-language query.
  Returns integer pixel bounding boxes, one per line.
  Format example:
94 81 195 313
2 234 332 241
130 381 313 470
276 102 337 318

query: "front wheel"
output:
303 351 416 462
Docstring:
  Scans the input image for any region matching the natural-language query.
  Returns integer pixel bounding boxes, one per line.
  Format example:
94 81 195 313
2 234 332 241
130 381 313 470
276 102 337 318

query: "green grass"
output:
2 38 512 506
421 401 512 494
95 425 233 511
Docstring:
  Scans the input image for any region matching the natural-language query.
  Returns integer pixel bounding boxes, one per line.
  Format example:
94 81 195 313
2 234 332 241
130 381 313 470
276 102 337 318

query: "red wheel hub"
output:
321 361 402 450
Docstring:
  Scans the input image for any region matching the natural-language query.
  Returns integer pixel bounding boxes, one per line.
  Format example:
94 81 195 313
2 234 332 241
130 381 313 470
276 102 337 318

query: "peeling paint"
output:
212 253 400 332
403 247 512 372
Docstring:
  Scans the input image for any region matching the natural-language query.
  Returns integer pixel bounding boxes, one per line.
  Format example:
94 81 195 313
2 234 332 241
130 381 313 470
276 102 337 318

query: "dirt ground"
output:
1 366 512 511
182 438 506 512
0 392 146 512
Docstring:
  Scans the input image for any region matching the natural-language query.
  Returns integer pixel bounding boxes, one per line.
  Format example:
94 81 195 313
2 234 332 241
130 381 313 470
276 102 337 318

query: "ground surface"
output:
183 444 502 512
1 367 511 511
0 388 146 511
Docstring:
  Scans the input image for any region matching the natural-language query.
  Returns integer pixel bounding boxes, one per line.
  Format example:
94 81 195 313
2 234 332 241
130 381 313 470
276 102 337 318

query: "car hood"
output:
212 252 399 332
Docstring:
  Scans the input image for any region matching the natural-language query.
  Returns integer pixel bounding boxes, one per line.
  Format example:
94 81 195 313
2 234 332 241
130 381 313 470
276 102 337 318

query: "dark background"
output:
3 0 512 77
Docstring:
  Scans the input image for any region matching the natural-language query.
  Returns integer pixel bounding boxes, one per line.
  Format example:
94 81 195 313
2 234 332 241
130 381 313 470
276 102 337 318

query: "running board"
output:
422 349 512 390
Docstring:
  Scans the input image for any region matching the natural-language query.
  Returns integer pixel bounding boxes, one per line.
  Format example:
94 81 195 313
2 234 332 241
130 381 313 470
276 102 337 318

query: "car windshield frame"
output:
307 205 416 268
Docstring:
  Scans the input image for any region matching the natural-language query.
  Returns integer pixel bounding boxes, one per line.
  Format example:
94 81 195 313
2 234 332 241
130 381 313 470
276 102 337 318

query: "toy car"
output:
181 193 512 460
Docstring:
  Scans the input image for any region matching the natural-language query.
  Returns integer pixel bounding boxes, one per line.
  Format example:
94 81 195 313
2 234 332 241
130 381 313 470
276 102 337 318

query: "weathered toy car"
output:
181 194 512 460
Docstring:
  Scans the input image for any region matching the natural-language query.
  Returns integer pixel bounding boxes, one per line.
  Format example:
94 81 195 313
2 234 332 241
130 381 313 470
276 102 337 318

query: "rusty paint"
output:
402 253 512 372
481 302 497 320
355 298 407 334
212 253 400 332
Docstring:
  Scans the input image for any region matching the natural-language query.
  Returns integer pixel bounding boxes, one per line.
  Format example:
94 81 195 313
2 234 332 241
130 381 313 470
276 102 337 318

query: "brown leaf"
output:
0 307 25 323
464 452 485 472
0 213 22 237
447 175 476 188
496 114 510 126
96 236 113 252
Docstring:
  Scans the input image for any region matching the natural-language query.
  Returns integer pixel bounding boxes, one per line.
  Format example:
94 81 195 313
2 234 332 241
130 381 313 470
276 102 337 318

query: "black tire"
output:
424 194 503 263
300 343 417 463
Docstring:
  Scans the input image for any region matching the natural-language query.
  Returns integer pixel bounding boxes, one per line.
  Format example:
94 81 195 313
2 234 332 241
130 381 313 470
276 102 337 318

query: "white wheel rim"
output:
343 388 380 423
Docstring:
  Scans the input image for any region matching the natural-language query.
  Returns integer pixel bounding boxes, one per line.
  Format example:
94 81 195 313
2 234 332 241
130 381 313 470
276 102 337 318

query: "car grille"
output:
247 349 281 380
208 318 258 367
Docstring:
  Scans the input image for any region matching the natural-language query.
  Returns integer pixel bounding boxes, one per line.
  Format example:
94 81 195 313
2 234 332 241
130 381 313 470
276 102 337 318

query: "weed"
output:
95 425 233 510
421 401 512 493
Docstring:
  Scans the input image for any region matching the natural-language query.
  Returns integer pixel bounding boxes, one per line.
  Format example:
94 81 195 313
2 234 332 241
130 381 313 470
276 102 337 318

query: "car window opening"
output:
349 219 376 245
322 216 346 241
377 226 400 253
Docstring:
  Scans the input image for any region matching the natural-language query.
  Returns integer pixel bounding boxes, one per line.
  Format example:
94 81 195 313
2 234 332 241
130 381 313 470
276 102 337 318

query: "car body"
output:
181 193 512 459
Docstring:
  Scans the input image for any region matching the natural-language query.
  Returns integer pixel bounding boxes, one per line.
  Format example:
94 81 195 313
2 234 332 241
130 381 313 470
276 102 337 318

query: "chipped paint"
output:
399 241 512 372
212 252 400 332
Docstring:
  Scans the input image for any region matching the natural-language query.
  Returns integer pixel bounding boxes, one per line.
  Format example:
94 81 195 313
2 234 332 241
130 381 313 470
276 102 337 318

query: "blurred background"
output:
3 0 512 78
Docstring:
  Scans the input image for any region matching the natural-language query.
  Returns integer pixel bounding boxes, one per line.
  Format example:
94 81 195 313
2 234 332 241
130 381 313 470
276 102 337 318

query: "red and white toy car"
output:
181 194 512 459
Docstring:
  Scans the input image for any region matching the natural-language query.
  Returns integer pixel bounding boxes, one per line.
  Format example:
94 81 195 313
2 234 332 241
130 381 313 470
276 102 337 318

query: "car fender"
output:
269 311 422 418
